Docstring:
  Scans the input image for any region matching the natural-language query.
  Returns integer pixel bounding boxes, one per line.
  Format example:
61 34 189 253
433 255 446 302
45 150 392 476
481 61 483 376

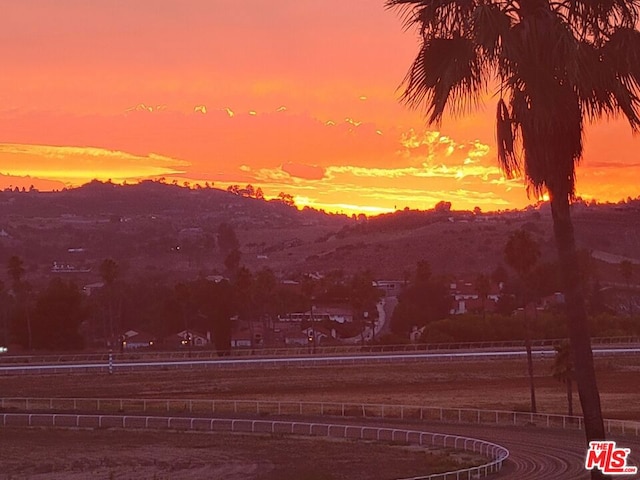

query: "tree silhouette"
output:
0 280 9 347
254 268 278 344
99 258 120 340
620 260 634 317
6 255 32 349
387 0 640 460
188 278 235 355
391 261 450 336
504 230 541 280
277 192 296 207
99 258 119 286
504 229 540 413
7 256 25 287
32 278 86 351
217 223 239 256
474 273 491 321
224 248 242 275
349 271 383 343
552 341 575 416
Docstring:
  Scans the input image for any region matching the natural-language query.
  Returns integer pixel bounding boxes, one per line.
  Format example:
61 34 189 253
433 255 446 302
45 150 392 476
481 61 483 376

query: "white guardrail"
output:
3 348 640 375
0 413 508 480
2 397 639 437
1 336 637 365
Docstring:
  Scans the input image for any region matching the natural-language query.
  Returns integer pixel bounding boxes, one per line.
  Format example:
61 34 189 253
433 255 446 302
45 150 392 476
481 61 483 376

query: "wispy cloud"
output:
326 164 501 180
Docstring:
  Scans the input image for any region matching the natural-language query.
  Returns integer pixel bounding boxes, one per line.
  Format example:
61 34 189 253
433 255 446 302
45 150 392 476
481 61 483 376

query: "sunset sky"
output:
1 1 638 214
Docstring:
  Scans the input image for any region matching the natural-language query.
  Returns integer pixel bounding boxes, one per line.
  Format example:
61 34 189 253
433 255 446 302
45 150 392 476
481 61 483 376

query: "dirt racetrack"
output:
1 355 639 479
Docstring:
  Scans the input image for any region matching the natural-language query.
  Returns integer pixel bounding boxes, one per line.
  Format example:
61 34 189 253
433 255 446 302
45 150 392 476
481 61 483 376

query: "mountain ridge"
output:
1 180 639 284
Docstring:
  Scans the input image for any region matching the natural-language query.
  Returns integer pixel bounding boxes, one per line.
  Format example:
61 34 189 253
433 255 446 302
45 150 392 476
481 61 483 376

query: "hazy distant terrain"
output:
1 181 639 285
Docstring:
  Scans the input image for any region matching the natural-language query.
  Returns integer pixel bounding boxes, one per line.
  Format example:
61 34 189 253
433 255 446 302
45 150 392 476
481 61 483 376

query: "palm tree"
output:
387 0 640 461
504 229 540 413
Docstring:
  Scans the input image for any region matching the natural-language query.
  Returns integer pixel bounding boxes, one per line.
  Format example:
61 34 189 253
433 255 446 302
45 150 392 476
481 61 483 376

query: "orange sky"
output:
1 1 638 214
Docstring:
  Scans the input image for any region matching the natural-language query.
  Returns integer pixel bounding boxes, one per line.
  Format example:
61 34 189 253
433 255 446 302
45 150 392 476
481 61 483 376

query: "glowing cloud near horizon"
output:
0 1 637 213
0 143 189 184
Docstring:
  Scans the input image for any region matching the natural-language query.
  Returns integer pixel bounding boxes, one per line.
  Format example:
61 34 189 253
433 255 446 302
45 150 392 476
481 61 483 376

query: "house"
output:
51 262 91 273
285 330 311 346
178 227 203 237
313 306 353 324
539 292 565 309
284 326 335 347
117 330 156 350
164 329 210 349
231 320 266 347
278 311 329 323
301 326 335 344
449 280 501 315
278 306 353 324
374 280 405 296
231 331 253 348
206 274 228 283
82 282 104 296
410 326 426 343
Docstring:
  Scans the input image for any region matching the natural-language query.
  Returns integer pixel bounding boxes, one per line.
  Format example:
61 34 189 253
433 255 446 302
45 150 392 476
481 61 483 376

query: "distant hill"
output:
1 180 639 284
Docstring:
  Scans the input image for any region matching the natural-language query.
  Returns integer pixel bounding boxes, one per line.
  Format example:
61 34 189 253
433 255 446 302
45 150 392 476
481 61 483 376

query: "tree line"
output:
1 255 382 352
389 229 637 343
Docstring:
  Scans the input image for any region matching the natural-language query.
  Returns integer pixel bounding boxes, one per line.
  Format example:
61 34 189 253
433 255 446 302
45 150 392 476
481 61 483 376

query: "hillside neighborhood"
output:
1 181 639 353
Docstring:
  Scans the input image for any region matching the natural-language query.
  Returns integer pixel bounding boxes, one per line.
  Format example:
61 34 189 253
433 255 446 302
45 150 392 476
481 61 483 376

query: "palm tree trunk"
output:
550 192 606 470
567 377 574 417
25 305 32 351
523 309 537 413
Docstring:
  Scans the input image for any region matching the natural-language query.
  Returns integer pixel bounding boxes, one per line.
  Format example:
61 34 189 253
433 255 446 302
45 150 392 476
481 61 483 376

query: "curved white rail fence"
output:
3 397 639 437
0 413 508 480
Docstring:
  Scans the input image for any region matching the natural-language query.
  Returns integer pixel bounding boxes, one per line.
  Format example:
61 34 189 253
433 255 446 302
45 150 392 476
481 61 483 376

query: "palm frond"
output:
472 3 512 59
401 36 486 124
417 0 476 36
571 29 640 130
560 0 639 39
389 0 640 200
496 98 520 178
384 0 429 31
519 84 583 199
386 0 478 37
602 28 640 130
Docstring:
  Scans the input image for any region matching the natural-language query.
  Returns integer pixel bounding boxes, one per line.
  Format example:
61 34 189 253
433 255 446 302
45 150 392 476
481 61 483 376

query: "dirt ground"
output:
1 356 639 420
0 428 480 480
1 356 638 479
